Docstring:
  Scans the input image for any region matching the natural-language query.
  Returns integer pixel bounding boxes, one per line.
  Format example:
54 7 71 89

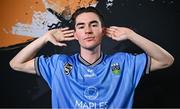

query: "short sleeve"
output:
34 55 61 88
133 53 150 87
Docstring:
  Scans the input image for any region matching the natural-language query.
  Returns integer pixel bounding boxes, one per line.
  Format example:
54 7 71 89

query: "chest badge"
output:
111 63 121 75
64 63 73 75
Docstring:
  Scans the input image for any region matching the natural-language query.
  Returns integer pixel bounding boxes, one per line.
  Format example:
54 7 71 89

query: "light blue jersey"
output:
35 52 150 108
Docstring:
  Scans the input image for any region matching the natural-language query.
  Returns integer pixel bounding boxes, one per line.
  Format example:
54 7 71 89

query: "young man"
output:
10 7 174 108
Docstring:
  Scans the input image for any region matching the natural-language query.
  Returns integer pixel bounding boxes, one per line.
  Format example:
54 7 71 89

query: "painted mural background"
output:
0 0 179 108
0 0 98 47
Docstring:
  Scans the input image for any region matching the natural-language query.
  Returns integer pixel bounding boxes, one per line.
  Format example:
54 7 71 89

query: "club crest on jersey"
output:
64 63 73 75
84 86 99 100
111 63 121 75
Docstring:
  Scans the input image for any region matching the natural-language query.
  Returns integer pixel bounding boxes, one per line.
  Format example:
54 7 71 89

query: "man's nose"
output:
85 26 93 34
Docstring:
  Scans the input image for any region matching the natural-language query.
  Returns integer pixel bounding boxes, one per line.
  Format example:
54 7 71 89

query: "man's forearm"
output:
128 32 174 70
10 28 75 73
9 36 47 73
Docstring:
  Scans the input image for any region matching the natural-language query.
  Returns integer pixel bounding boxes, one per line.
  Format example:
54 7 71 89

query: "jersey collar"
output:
78 52 104 67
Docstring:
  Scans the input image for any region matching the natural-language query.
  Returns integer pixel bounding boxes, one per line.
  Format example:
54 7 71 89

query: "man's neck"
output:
80 46 101 64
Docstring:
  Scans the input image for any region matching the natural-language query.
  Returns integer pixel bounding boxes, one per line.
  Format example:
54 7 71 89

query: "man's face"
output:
74 12 104 50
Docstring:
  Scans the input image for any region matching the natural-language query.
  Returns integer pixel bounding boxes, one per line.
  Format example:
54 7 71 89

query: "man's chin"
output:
82 44 101 50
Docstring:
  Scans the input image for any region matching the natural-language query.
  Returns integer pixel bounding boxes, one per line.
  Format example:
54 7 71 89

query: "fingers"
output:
63 29 74 35
52 29 74 37
109 26 120 30
56 43 67 47
48 27 75 46
62 30 75 41
106 28 114 34
106 26 120 34
105 26 132 41
105 26 124 36
63 30 75 38
51 28 75 41
105 28 116 38
64 37 76 41
60 27 70 31
105 26 125 40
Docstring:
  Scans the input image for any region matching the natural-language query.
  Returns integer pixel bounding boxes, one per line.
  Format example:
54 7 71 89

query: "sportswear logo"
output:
111 63 121 75
64 63 73 75
84 69 96 78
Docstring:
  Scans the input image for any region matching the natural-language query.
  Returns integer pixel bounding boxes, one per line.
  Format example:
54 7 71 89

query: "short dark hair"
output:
71 7 105 29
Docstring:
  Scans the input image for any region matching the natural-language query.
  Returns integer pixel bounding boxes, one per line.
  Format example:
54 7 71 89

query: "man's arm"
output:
9 27 75 74
106 26 174 71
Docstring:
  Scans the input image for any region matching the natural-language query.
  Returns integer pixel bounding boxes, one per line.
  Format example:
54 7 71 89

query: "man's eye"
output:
78 26 84 29
92 24 97 27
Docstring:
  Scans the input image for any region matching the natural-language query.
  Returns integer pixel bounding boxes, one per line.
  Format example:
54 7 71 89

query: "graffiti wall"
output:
0 0 98 47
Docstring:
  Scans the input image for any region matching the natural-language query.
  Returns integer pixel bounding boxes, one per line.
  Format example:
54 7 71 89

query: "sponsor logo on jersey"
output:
64 63 73 75
75 100 108 109
84 86 99 100
111 63 121 75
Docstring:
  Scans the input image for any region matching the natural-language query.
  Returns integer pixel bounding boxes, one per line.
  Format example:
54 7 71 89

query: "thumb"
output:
56 42 67 47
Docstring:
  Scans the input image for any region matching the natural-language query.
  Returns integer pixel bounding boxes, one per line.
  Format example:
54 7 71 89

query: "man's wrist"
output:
127 29 136 40
38 35 48 45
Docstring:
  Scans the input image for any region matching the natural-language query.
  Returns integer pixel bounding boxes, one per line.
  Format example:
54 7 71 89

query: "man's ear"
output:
102 27 106 36
74 32 78 40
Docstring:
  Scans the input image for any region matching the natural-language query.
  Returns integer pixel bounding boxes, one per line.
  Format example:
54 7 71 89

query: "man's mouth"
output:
84 37 95 41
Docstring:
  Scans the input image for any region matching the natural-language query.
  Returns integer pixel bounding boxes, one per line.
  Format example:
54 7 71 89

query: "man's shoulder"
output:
105 52 140 62
107 52 129 58
38 53 78 62
51 53 77 59
110 52 145 57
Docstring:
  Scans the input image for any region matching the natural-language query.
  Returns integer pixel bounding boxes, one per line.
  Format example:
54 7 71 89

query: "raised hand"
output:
105 26 134 41
44 27 75 46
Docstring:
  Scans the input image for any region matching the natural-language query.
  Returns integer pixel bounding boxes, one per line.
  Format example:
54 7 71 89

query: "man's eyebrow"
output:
76 20 99 27
89 20 99 24
76 22 85 26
